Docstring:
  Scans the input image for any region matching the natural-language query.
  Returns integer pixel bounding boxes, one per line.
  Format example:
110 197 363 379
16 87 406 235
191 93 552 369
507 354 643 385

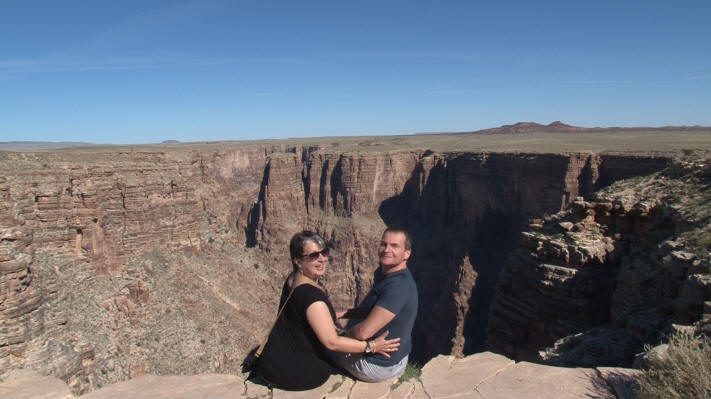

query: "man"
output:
331 226 419 382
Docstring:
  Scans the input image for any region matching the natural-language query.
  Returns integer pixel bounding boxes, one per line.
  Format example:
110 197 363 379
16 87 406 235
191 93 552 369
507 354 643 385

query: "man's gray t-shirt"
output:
359 268 418 367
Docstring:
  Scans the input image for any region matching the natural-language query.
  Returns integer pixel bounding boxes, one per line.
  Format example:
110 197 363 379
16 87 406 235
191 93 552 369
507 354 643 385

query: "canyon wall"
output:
488 158 711 367
0 146 670 393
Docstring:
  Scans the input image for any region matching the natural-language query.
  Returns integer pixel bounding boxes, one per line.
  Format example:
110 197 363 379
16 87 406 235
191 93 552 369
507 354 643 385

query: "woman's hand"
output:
372 330 400 358
336 310 347 319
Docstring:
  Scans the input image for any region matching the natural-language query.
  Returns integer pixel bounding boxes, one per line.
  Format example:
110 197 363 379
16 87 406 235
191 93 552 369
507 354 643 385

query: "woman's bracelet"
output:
362 339 378 354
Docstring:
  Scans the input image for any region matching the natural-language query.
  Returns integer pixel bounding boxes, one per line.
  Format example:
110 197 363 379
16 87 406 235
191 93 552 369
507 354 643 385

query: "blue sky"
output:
1 0 710 144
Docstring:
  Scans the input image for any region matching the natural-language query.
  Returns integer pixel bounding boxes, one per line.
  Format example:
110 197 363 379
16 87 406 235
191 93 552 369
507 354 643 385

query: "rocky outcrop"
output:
0 146 670 393
488 158 711 367
0 223 96 394
387 153 668 360
0 351 642 399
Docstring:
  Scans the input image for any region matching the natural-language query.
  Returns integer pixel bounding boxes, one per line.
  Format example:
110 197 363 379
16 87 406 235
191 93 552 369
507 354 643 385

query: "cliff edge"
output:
1 351 640 399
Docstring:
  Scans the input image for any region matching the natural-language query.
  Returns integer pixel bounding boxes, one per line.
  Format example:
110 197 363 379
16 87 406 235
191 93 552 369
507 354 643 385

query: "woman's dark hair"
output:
289 230 327 272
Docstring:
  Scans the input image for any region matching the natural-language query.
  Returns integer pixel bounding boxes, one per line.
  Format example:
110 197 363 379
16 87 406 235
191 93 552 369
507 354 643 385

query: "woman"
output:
257 231 400 391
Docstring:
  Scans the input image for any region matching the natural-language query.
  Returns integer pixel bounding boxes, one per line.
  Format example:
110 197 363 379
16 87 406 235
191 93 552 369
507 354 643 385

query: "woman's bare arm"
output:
306 301 399 357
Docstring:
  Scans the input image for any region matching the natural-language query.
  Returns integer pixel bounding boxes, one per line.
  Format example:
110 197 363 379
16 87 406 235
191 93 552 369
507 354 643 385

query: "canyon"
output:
1 129 710 395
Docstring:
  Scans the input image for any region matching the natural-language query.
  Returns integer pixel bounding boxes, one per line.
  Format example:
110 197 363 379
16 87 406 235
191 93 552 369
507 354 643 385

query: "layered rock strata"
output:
0 147 669 393
488 158 711 366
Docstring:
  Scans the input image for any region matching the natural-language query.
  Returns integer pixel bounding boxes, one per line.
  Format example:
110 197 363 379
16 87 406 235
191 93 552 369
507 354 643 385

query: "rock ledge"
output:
1 352 640 399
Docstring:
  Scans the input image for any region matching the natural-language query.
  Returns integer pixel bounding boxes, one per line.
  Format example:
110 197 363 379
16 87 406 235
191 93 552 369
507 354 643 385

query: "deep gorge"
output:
0 145 690 394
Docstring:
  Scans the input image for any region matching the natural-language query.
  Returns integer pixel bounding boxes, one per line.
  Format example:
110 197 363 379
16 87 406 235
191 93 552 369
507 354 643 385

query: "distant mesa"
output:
474 121 581 134
470 121 711 135
161 140 180 144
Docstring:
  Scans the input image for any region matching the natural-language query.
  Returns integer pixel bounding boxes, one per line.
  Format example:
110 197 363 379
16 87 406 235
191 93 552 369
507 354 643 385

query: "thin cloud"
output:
238 91 278 97
682 75 706 81
424 84 450 92
54 0 225 58
328 51 497 62
0 55 223 75
0 1 232 78
558 79 627 85
0 54 324 78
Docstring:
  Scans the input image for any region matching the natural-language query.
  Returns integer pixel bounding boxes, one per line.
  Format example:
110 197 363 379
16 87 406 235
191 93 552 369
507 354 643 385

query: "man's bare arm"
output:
345 305 396 340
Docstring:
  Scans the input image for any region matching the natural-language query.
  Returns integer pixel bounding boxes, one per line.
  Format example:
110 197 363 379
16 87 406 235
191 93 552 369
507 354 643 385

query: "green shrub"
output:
698 232 711 250
391 362 422 390
328 379 343 393
636 332 711 399
400 361 422 382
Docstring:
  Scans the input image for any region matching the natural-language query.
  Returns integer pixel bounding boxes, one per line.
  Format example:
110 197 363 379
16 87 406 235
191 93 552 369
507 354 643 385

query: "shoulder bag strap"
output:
255 282 298 357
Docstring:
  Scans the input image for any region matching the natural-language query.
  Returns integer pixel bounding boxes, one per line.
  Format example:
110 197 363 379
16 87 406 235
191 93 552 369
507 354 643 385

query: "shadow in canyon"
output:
245 162 270 247
375 153 671 364
461 210 522 354
378 155 529 363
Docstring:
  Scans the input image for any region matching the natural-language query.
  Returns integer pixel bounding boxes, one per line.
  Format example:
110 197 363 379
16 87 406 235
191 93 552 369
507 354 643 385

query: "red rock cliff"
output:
0 147 669 393
488 158 711 367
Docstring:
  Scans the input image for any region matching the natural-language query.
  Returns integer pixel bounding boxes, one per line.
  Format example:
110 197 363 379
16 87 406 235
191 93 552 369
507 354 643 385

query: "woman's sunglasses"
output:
301 248 330 261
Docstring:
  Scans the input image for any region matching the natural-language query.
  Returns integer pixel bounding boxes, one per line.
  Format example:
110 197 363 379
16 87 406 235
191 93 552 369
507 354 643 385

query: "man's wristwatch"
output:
364 340 373 354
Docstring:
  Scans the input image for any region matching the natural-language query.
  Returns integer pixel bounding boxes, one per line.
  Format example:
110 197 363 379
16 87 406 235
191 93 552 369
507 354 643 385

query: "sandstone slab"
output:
348 376 398 399
420 352 514 398
243 377 270 398
81 374 244 399
323 375 356 399
476 361 613 399
0 369 73 399
388 379 428 399
0 353 645 399
273 374 344 399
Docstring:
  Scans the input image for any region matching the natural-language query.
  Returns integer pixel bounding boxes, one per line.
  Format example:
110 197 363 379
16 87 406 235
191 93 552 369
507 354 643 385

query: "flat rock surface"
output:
421 352 515 398
272 374 343 399
1 352 642 398
80 374 245 399
388 380 429 399
324 375 356 399
0 369 73 399
475 361 612 399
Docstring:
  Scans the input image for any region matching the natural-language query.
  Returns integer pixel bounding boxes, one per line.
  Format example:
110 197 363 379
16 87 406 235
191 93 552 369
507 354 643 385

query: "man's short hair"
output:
382 225 412 251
